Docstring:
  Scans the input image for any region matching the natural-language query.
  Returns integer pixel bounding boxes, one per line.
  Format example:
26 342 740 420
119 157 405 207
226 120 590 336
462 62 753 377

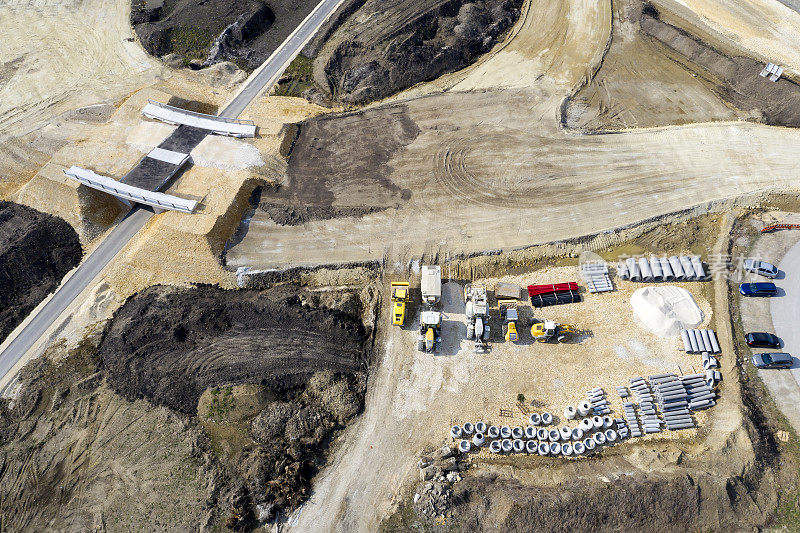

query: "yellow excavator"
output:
531 320 576 343
390 282 410 326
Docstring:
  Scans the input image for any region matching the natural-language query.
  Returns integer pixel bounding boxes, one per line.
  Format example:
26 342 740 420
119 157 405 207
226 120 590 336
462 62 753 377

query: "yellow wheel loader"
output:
531 320 575 343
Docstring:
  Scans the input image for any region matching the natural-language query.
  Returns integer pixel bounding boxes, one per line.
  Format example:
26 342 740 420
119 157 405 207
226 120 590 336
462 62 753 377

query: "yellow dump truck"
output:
390 282 410 326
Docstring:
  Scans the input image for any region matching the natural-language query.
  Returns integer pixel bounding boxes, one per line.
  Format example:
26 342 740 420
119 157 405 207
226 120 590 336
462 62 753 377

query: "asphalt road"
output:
0 0 345 389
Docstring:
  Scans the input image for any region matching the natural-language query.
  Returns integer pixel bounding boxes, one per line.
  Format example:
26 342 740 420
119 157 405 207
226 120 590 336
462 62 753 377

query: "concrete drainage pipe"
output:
538 442 550 455
604 429 617 442
571 427 584 440
490 440 502 453
561 443 573 456
463 422 474 435
639 257 654 281
549 442 562 455
564 406 577 420
512 427 524 439
592 416 604 429
602 415 613 429
669 256 685 280
618 260 629 279
525 426 536 439
577 401 592 417
579 418 593 431
451 426 462 439
459 440 471 453
537 428 549 440
560 426 572 440
593 432 606 445
627 257 641 281
541 412 553 425
549 429 561 442
583 437 596 451
472 433 485 447
488 426 499 439
650 256 663 281
475 421 487 434
573 441 586 454
501 439 513 453
526 440 537 453
500 426 512 438
660 257 674 281
513 439 525 453
530 413 541 425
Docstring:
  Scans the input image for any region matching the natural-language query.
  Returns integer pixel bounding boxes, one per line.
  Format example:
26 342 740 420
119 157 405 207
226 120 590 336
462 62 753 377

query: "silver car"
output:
743 259 778 278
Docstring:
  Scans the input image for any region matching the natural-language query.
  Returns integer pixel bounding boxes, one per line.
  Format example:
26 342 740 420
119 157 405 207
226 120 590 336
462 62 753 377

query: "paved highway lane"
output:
0 0 346 389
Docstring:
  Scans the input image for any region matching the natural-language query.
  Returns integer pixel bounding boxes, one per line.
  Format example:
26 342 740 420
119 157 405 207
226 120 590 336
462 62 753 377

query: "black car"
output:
745 332 781 349
752 352 793 369
739 282 778 297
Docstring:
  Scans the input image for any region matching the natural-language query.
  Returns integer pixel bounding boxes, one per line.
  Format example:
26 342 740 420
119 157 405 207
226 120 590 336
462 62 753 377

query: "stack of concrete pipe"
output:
629 377 662 433
615 385 629 398
681 373 717 410
618 255 708 282
623 402 642 437
586 387 610 415
681 329 720 354
615 417 629 439
650 374 695 430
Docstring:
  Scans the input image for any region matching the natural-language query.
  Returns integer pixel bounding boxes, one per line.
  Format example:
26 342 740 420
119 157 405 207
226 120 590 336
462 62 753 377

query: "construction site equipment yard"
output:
4 0 800 531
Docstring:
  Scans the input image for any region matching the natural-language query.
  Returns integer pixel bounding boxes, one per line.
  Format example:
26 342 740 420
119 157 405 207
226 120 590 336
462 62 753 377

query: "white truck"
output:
419 265 443 352
421 265 442 307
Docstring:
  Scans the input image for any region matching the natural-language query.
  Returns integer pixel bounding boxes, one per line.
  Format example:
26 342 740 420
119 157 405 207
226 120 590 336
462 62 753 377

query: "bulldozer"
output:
464 284 490 352
501 305 519 342
531 320 576 343
390 281 411 326
418 310 442 352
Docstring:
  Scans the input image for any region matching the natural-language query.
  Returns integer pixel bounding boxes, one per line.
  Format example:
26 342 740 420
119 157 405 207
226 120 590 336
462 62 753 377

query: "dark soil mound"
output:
99 283 371 414
132 0 324 70
0 202 82 344
317 0 523 104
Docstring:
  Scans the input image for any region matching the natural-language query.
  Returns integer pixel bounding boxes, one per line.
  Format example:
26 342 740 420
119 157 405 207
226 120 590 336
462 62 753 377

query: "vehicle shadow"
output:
774 269 786 281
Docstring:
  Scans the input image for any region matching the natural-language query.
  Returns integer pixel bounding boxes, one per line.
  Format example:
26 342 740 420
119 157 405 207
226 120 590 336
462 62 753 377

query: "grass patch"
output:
274 55 315 97
168 26 217 61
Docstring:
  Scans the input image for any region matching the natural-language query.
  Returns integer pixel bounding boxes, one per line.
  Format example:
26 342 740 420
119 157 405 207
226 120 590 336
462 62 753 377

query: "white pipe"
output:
490 440 501 453
549 429 560 442
488 426 499 438
549 442 561 455
618 260 629 279
564 406 577 420
525 426 536 439
541 412 553 425
639 257 654 281
451 426 462 438
603 415 614 429
561 443 573 456
699 329 713 352
526 440 537 453
681 330 692 352
650 256 663 281
476 421 487 433
530 413 541 425
573 441 586 454
690 256 706 279
660 257 674 281
463 422 474 435
500 426 511 438
605 429 617 442
708 330 721 354
538 442 549 455
579 418 593 431
560 426 572 440
577 401 592 417
513 439 525 453
571 427 584 440
627 257 641 281
583 438 596 450
592 416 604 429
668 256 685 280
472 433 485 447
687 329 700 353
502 439 513 453
537 427 549 440
680 256 696 279
459 440 471 452
512 427 524 439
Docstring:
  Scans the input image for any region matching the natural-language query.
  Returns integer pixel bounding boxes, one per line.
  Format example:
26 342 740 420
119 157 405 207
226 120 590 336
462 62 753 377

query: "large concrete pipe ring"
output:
560 426 572 440
488 426 499 438
451 425 462 439
530 413 541 425
669 256 685 280
705 369 717 384
649 256 663 281
463 422 474 435
549 442 561 455
681 330 692 352
573 441 586 454
638 257 654 281
561 443 573 456
602 415 614 429
593 432 606 445
592 416 604 429
537 427 549 440
526 440 537 453
583 437 596 451
714 370 722 382
564 406 577 420
618 260 629 279
660 257 674 281
541 412 553 425
680 256 696 279
459 440 471 453
475 421 487 434
500 426 512 438
571 427 584 440
605 429 618 442
627 257 641 281
525 426 536 439
549 429 561 442
577 401 592 417
472 433 485 447
538 442 550 455
703 356 718 370
513 439 525 453
490 440 502 453
579 418 593 431
501 439 513 453
512 427 524 439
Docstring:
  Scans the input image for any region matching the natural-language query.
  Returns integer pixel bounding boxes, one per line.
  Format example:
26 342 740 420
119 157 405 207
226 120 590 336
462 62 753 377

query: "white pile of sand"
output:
630 286 703 338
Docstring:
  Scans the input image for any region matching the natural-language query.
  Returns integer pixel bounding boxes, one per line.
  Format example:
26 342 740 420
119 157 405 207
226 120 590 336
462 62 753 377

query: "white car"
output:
743 259 778 278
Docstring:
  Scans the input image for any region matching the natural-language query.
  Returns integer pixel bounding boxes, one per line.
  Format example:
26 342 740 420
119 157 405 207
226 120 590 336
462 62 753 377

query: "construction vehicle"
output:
390 281 410 326
421 265 442 307
501 305 519 342
464 284 490 352
531 320 576 343
418 310 442 352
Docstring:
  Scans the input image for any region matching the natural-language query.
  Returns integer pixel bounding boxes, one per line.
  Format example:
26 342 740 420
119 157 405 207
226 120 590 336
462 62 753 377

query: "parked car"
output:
739 282 778 297
743 259 779 278
745 332 781 349
752 352 793 369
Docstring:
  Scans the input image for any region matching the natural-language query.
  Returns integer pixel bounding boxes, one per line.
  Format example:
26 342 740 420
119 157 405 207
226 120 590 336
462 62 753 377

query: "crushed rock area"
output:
0 201 82 344
99 283 373 414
